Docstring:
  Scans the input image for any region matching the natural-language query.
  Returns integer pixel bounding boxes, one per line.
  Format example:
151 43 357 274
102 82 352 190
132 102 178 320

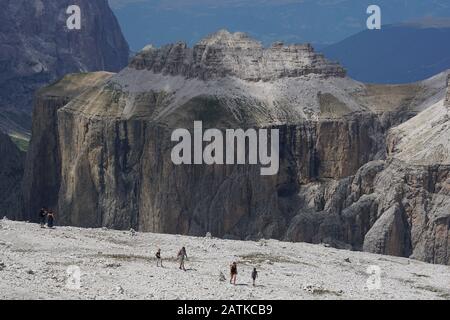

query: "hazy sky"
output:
108 0 450 50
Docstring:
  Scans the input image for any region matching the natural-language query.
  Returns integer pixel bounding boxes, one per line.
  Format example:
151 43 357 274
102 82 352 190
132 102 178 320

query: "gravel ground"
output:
0 219 449 300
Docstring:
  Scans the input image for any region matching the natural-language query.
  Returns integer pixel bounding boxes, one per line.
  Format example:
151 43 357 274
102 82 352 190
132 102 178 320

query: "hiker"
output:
156 249 163 267
47 210 55 229
177 247 188 271
39 207 47 228
251 267 258 286
230 262 238 285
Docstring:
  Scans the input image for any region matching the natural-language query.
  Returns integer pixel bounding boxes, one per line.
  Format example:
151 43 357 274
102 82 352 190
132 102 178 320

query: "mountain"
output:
322 20 450 84
109 0 450 51
2 219 450 299
0 0 129 137
21 30 450 265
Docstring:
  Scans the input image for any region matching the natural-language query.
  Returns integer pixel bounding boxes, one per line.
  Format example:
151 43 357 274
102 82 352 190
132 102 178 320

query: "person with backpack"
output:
251 267 258 286
47 210 55 229
177 247 188 271
38 207 47 228
230 262 238 285
156 248 163 267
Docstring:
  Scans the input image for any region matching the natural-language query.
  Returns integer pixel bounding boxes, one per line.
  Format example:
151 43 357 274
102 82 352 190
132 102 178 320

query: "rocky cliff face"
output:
22 30 450 265
0 0 129 135
360 160 450 265
21 72 114 221
0 131 24 217
361 77 450 265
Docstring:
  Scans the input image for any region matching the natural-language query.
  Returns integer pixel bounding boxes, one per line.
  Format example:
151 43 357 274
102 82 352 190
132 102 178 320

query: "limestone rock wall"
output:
54 103 385 238
0 131 24 218
21 72 113 221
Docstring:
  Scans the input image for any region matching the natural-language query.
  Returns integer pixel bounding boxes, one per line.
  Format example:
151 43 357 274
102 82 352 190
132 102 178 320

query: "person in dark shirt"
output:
230 262 238 285
39 207 47 228
251 267 258 286
156 249 163 267
177 247 188 271
47 210 55 229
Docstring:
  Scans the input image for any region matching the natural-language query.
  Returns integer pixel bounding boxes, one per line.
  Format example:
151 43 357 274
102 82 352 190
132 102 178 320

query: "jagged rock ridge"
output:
130 29 346 82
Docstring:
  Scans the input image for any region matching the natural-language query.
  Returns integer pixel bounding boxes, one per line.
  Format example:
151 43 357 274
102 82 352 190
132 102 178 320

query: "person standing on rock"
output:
230 262 238 285
39 207 47 228
177 247 188 271
47 210 55 229
251 267 258 286
156 249 163 267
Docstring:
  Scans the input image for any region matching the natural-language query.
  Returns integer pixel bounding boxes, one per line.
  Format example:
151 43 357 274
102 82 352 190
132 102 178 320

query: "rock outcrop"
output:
131 30 346 81
21 72 114 221
0 0 129 135
22 30 450 265
0 131 24 217
359 160 450 265
360 75 450 265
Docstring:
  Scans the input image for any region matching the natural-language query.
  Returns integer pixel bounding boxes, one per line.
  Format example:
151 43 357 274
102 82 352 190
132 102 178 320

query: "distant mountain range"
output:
109 1 450 84
322 20 450 84
109 0 450 51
